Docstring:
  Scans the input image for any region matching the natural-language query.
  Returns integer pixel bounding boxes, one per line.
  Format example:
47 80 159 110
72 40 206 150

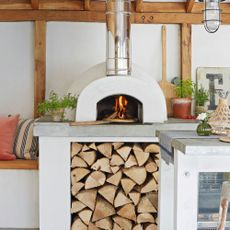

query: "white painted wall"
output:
0 22 34 118
0 22 230 118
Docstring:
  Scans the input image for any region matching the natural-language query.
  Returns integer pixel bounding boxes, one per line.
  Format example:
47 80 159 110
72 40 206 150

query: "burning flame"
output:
115 96 128 119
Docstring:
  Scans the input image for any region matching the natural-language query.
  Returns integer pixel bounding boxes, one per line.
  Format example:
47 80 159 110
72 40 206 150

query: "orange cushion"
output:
0 115 19 160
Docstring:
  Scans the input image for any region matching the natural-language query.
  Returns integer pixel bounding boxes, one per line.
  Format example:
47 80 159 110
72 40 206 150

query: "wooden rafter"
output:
31 0 39 9
83 0 90 11
34 21 46 118
135 0 143 13
186 0 195 13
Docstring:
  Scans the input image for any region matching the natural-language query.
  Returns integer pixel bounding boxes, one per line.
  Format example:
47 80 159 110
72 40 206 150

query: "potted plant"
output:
172 79 194 119
37 91 77 121
194 85 209 115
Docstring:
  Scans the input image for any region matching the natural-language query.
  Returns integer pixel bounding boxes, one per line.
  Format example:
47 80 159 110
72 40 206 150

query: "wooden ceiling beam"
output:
186 0 195 13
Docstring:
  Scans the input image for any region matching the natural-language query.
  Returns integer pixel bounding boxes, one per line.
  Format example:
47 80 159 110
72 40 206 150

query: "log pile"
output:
71 142 160 230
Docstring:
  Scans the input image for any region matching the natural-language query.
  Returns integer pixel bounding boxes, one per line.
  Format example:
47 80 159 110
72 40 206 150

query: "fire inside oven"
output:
97 95 142 122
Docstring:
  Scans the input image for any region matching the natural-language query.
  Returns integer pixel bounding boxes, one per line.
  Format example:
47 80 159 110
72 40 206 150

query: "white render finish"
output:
159 137 230 230
76 76 167 123
0 170 39 228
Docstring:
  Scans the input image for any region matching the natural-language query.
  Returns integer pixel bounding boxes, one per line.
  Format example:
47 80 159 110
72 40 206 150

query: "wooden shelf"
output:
0 160 38 170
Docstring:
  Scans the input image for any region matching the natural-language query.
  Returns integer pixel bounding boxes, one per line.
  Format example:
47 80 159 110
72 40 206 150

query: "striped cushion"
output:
13 119 38 160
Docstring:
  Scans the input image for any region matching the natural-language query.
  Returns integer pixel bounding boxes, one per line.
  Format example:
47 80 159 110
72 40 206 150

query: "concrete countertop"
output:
172 138 230 155
34 118 198 138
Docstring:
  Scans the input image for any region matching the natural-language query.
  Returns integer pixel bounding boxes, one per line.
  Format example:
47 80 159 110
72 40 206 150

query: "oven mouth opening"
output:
97 94 142 123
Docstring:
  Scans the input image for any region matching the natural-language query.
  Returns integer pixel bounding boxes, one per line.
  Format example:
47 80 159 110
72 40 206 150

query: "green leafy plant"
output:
37 91 77 114
194 85 209 106
175 79 194 98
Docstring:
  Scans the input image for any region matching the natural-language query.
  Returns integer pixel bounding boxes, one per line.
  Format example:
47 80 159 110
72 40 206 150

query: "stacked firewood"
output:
71 142 160 230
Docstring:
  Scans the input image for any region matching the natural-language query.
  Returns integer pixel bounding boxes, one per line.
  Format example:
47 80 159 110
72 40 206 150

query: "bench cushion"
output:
13 119 38 160
0 115 19 160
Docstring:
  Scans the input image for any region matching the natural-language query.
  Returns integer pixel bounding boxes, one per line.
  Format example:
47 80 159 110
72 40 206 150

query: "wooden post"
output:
135 0 143 13
34 21 46 118
84 0 91 11
181 23 192 80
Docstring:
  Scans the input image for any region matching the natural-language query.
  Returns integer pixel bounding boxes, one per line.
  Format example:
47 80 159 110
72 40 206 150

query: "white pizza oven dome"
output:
71 0 167 123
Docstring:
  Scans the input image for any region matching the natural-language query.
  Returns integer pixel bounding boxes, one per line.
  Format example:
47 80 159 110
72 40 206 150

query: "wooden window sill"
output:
0 160 38 170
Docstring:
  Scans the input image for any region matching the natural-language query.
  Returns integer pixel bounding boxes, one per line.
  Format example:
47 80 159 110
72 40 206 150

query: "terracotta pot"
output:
172 98 192 119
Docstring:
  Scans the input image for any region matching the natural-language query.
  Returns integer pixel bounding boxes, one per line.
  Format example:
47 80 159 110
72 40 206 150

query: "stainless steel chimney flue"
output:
106 0 131 76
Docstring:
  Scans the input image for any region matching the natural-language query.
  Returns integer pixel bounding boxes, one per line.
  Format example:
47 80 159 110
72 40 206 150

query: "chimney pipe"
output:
106 0 131 76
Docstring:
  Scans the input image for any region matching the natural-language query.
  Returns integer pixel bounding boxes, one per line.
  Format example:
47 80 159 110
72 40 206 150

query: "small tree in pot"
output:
194 85 209 115
172 79 194 119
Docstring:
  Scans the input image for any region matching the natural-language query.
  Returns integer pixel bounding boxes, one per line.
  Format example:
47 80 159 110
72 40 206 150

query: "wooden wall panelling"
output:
34 21 46 118
181 23 192 80
135 0 143 13
84 0 91 11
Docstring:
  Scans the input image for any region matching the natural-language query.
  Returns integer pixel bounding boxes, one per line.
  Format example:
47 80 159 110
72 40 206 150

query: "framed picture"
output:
196 67 230 111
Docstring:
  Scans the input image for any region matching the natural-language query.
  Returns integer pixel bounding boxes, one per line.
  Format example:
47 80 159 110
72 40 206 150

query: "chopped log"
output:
110 154 124 166
123 167 147 185
152 171 159 184
97 143 112 158
71 200 86 213
88 223 99 230
133 224 143 230
137 196 157 213
82 144 90 152
146 192 158 209
137 213 155 224
71 218 87 230
121 178 136 195
113 216 132 230
133 184 142 193
124 154 138 168
89 143 97 151
79 151 96 166
71 156 88 168
146 224 157 230
111 166 120 174
145 159 158 173
71 182 84 196
85 171 106 189
116 146 132 161
78 209 93 225
117 203 136 221
98 184 117 205
95 217 113 230
76 189 97 210
71 168 90 184
128 192 141 206
92 197 116 222
113 223 122 230
133 150 149 166
72 143 83 158
112 142 124 150
144 144 160 153
141 177 158 193
133 143 143 152
91 158 112 173
107 170 122 186
114 190 132 208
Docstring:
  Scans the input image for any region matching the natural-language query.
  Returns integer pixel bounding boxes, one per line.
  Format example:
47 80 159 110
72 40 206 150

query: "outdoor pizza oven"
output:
73 0 167 123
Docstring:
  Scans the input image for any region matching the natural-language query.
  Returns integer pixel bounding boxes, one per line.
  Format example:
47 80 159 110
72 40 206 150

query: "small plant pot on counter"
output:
195 105 207 115
51 108 65 122
172 98 192 119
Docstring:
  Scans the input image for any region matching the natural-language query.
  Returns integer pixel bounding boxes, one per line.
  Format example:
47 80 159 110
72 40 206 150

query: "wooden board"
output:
158 25 176 117
0 160 38 170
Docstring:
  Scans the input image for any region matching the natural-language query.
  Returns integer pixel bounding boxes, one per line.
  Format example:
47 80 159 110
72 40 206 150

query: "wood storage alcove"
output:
70 142 160 230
